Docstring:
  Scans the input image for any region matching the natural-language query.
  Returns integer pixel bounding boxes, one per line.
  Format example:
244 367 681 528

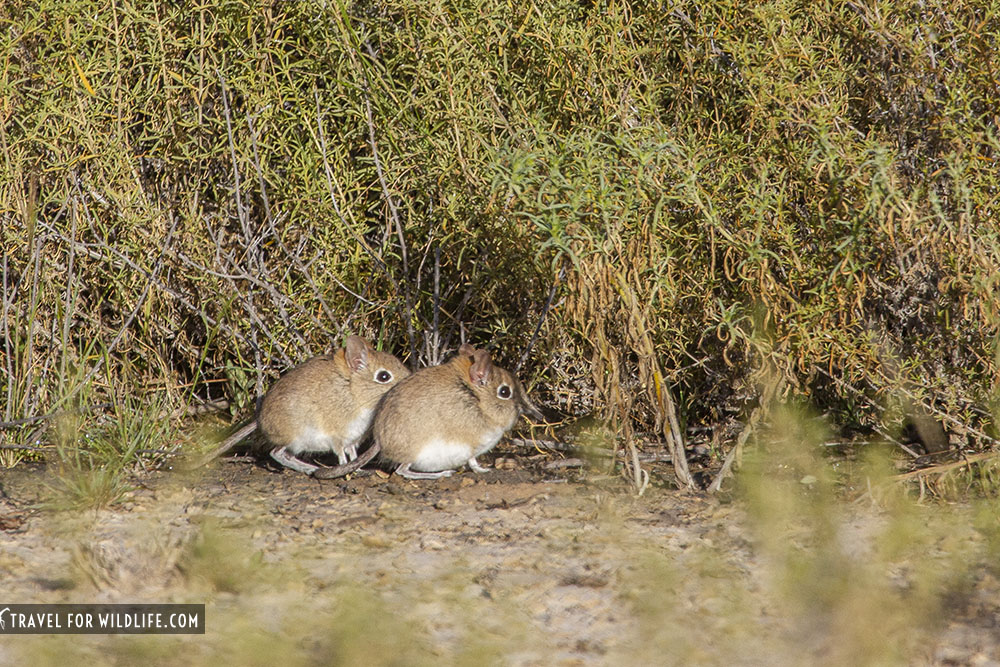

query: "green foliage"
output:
43 370 178 509
1 0 998 467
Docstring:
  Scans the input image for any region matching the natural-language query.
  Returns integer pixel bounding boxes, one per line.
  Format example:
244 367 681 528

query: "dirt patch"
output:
1 455 998 665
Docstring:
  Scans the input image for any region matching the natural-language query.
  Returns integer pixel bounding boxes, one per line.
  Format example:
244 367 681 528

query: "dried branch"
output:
516 266 563 373
708 373 786 494
894 450 1000 481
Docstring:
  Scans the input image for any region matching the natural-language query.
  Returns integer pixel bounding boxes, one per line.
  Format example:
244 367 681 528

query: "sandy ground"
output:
1 450 998 666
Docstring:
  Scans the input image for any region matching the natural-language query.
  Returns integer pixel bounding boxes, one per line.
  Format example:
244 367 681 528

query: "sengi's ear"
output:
458 343 477 358
344 336 371 372
468 349 493 386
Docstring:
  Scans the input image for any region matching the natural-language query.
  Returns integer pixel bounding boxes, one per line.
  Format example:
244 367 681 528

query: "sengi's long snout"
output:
518 392 545 422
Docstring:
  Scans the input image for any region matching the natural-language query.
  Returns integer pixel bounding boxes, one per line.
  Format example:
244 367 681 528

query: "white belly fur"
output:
474 428 505 457
286 427 336 455
342 408 374 447
412 429 506 472
286 408 373 456
411 440 474 472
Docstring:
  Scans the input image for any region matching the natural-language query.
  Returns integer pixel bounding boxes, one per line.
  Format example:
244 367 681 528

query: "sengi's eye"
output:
497 384 512 400
375 369 393 384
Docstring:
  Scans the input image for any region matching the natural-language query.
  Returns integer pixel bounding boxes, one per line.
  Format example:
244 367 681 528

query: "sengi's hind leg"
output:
395 463 454 480
467 457 490 473
270 446 319 475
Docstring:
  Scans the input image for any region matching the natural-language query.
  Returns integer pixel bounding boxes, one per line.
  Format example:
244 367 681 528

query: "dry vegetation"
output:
2 0 999 480
2 0 1000 662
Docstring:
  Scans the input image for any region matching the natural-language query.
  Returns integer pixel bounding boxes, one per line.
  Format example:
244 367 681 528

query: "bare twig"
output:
516 266 563 373
59 195 79 385
708 421 750 494
35 219 255 355
544 458 584 470
506 436 614 457
60 200 180 405
312 88 393 277
812 364 951 456
0 402 113 430
439 272 480 353
424 244 443 366
2 251 15 420
217 69 248 245
626 439 650 496
361 82 417 366
660 373 691 489
23 182 43 418
708 373 785 494
894 450 1000 481
245 109 310 356
158 399 230 420
0 444 53 452
311 87 400 340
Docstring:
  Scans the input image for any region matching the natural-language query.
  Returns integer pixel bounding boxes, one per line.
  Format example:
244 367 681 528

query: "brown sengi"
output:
202 336 410 476
317 343 542 480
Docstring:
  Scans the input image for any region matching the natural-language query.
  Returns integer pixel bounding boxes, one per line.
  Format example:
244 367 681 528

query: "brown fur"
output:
371 346 541 478
255 336 410 475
